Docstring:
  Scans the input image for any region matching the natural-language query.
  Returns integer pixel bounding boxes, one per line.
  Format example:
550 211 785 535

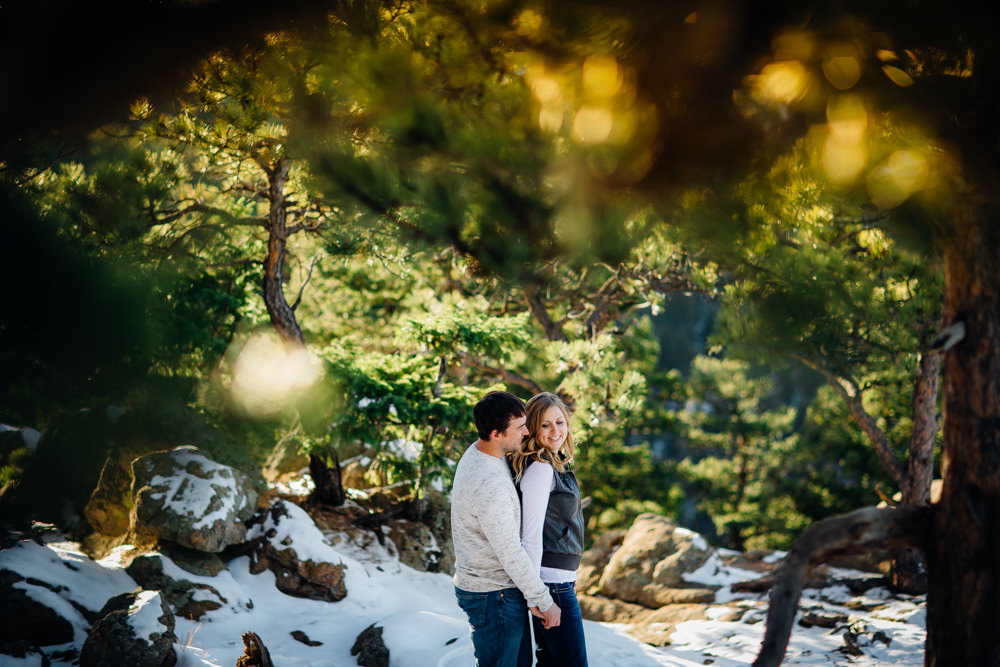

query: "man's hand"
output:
530 603 561 629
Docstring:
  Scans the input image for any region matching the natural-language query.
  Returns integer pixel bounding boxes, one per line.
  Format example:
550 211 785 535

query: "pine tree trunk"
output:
925 206 1000 665
262 157 305 344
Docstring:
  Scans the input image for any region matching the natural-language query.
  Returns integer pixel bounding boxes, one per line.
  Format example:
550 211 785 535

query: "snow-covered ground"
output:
0 508 927 667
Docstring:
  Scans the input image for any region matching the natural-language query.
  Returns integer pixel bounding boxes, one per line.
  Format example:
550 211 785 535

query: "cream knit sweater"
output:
451 443 554 611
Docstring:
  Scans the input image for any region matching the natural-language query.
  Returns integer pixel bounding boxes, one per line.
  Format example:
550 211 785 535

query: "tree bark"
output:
890 350 941 593
262 157 305 344
307 451 346 508
925 205 1000 666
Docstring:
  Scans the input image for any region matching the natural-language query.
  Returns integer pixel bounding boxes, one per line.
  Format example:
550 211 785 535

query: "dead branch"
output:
790 354 907 489
236 631 274 667
752 506 927 667
465 356 544 394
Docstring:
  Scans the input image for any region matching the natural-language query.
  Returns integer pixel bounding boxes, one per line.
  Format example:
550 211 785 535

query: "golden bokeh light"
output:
823 134 866 184
583 56 623 99
826 95 868 144
572 106 614 143
759 61 808 104
538 105 564 132
530 74 562 104
882 65 914 87
822 56 861 90
867 149 929 209
514 9 544 37
229 332 324 417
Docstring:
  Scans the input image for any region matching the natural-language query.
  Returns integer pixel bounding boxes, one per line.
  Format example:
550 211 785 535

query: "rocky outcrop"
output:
124 547 251 621
594 513 715 609
247 499 348 602
0 640 51 666
85 450 135 537
131 446 257 553
0 569 75 645
80 589 177 667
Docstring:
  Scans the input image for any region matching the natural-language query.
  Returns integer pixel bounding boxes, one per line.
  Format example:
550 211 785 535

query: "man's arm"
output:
478 481 556 613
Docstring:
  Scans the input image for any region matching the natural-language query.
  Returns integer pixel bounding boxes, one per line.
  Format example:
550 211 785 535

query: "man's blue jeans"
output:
532 581 588 667
455 586 532 667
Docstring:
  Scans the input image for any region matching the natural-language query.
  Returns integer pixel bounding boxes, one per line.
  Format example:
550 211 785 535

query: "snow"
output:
0 506 928 667
145 448 251 530
128 590 169 643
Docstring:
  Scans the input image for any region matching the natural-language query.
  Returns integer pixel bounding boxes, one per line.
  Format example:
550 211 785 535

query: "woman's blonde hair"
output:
509 392 575 483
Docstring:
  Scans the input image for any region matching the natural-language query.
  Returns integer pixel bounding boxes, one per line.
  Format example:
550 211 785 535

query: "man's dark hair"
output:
473 391 526 440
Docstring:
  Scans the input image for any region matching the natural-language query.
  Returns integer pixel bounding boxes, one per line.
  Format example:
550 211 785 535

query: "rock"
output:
596 513 713 609
80 589 177 667
377 489 455 574
800 608 849 628
351 624 389 667
577 592 647 623
131 446 258 553
4 408 118 531
626 604 715 646
0 640 52 666
341 459 373 490
262 436 309 484
577 529 625 593
247 500 348 602
0 569 75 645
85 451 135 537
384 519 448 573
124 548 246 621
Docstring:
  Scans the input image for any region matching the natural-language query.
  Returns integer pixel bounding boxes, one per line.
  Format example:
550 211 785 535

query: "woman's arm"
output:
520 460 554 575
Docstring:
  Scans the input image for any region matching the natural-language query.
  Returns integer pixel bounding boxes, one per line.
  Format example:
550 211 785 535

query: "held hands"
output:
529 602 562 629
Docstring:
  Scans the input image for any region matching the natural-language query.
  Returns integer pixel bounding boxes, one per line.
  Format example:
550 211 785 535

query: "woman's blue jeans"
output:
532 581 588 667
455 586 532 667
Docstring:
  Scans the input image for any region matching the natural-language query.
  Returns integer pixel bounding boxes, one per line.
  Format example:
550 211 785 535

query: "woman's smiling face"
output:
537 404 568 454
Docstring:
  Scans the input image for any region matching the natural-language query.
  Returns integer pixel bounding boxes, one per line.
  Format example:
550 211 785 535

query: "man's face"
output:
495 414 529 453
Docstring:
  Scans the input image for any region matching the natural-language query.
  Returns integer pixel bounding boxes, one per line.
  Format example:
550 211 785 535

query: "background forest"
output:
0 0 946 561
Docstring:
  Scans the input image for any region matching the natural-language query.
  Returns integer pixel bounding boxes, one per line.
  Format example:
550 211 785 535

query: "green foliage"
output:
673 356 805 550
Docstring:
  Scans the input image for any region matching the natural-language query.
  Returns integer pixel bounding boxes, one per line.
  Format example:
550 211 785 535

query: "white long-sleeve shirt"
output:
519 460 578 584
451 444 554 611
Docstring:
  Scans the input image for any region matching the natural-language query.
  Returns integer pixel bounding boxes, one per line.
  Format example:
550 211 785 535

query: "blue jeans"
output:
455 586 532 667
532 581 588 667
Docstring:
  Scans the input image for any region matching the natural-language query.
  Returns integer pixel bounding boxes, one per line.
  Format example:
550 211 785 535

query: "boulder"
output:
384 519 448 573
596 513 713 609
577 592 647 624
80 589 177 667
130 446 257 553
0 640 51 666
577 529 625 593
247 500 348 602
85 451 135 537
0 569 75 645
4 408 120 531
125 547 250 621
351 624 389 667
390 489 455 574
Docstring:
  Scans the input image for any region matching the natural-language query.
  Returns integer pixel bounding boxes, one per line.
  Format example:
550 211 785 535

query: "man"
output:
452 390 562 667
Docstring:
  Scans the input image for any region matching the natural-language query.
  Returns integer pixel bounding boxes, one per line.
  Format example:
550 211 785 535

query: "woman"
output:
509 392 588 667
